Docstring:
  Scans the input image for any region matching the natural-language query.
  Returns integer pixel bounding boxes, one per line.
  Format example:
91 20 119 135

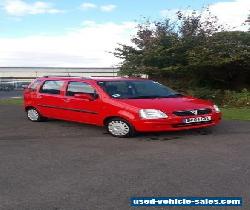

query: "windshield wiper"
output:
165 93 184 98
128 95 163 99
127 94 183 99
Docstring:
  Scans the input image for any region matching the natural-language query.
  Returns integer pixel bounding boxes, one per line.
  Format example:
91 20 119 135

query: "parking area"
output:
0 105 250 210
0 90 23 99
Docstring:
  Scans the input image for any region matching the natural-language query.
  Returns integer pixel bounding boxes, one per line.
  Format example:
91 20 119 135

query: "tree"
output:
114 9 250 90
246 14 250 31
187 31 250 88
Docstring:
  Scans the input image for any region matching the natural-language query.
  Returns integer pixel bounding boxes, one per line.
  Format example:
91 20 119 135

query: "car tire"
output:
26 108 45 122
106 117 135 138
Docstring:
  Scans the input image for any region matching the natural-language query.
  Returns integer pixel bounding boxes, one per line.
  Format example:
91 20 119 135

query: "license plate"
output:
183 116 212 124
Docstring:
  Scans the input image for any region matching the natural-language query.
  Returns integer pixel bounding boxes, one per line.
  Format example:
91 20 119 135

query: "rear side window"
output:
40 80 64 95
66 82 95 96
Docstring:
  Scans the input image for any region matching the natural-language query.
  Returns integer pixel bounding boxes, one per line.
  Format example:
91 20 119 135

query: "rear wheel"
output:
106 118 135 138
27 108 44 122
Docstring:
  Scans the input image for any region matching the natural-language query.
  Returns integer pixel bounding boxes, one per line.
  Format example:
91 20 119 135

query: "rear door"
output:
63 81 103 125
37 80 66 119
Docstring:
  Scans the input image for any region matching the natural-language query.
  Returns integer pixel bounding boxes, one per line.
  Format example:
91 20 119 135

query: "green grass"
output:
222 108 250 121
0 98 249 120
0 98 23 105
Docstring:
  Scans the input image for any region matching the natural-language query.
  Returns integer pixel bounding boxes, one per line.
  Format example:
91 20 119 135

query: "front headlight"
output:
139 109 168 119
213 105 220 113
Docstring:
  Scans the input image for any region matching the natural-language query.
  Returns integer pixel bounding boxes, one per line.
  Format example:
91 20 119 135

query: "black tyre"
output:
106 117 135 138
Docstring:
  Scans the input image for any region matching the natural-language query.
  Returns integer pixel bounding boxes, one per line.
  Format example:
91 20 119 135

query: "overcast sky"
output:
0 0 249 67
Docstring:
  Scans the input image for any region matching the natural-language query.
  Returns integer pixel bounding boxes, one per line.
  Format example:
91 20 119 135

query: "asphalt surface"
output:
0 90 23 99
0 105 249 210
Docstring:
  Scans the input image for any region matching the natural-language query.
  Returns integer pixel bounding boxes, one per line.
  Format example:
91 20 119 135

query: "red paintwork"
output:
24 77 221 132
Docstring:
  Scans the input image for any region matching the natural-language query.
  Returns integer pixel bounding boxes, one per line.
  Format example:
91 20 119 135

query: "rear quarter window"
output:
29 80 42 91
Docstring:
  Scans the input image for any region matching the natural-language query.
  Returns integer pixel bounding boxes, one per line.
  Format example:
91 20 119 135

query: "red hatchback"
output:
24 76 221 137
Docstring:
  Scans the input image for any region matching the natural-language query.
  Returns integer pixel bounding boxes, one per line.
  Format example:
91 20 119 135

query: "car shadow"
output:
38 118 230 141
134 127 214 141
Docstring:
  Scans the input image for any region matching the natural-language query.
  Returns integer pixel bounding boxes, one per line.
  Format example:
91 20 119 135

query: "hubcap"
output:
27 109 39 121
108 120 130 136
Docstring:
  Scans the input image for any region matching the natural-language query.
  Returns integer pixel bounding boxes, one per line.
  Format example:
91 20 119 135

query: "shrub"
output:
186 88 250 107
185 88 223 105
222 89 250 107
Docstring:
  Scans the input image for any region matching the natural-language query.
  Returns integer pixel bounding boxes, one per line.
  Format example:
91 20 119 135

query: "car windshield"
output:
97 80 182 99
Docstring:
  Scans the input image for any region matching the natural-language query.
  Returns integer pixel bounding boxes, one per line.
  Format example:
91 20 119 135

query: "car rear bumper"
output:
132 113 222 132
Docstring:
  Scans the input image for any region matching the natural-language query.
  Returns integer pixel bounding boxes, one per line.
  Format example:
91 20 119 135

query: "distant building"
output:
0 67 120 79
0 67 120 90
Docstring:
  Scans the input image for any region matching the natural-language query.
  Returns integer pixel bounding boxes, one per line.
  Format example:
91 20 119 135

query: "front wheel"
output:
106 118 135 138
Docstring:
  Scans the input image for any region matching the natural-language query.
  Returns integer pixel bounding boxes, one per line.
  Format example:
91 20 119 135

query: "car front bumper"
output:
132 112 222 132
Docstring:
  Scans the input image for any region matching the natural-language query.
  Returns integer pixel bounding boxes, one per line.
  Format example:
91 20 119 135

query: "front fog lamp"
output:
213 105 220 113
139 109 168 119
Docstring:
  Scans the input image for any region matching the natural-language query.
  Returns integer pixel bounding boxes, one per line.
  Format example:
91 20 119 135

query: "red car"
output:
24 76 221 137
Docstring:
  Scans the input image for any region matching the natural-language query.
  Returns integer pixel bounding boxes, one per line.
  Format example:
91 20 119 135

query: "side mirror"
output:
74 93 95 101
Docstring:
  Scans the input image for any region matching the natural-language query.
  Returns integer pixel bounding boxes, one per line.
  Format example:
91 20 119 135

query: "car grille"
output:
173 108 212 116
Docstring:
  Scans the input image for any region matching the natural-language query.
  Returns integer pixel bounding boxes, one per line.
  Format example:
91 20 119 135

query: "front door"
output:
63 81 102 125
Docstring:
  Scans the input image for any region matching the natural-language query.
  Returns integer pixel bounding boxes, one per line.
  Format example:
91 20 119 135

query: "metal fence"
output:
0 79 31 91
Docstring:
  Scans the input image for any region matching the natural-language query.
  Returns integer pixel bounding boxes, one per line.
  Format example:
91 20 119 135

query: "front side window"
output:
66 82 95 96
40 80 64 95
97 80 182 99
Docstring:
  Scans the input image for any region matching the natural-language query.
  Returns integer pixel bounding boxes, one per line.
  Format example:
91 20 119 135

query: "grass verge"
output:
0 98 23 105
221 108 250 121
